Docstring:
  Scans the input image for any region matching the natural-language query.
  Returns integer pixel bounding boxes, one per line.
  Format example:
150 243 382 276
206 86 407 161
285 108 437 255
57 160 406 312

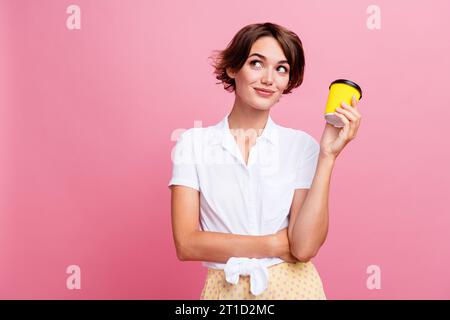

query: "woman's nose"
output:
261 69 274 85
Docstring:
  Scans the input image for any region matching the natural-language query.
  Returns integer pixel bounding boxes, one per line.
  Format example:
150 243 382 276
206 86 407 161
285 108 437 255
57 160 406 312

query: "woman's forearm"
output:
178 230 275 263
290 153 335 260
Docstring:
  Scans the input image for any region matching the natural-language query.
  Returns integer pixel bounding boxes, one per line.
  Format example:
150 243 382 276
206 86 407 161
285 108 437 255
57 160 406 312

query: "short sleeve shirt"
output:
169 113 320 232
168 113 320 291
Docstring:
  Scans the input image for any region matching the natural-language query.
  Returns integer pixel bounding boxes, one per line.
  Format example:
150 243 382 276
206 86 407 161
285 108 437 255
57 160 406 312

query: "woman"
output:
168 22 362 300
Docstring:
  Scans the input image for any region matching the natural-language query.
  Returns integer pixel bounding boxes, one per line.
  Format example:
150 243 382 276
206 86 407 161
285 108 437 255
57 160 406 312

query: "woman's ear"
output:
226 67 236 79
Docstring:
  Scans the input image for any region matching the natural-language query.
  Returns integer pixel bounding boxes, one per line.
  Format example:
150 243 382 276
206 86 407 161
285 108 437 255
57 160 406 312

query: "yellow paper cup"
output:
324 79 362 128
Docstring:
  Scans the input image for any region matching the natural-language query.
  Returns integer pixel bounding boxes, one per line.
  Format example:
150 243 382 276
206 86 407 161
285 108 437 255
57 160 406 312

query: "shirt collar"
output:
210 113 279 147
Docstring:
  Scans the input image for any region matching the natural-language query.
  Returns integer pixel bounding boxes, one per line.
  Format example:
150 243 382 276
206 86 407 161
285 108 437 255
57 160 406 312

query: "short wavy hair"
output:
209 22 305 95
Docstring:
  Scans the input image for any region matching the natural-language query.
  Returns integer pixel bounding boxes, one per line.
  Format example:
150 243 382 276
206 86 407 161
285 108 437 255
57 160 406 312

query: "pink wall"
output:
1 0 449 299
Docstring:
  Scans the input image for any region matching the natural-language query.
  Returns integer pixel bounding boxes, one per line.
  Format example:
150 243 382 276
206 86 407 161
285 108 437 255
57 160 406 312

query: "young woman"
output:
168 22 362 300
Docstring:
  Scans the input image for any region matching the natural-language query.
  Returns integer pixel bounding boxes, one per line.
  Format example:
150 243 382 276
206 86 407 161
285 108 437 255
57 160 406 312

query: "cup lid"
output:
329 79 363 99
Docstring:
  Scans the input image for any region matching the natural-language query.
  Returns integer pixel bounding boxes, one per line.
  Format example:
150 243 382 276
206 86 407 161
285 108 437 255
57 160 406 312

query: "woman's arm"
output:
289 154 335 261
178 230 273 263
290 95 362 261
170 185 290 263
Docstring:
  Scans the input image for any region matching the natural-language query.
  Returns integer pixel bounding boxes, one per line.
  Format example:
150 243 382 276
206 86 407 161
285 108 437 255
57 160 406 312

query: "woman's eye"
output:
250 60 289 73
278 66 288 73
250 60 263 68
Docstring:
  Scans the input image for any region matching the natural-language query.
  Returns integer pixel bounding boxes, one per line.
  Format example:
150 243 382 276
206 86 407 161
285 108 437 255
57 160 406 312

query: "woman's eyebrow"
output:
248 53 289 64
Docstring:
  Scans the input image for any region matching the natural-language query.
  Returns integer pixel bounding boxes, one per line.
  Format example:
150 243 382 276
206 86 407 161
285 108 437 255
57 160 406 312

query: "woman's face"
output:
227 36 290 111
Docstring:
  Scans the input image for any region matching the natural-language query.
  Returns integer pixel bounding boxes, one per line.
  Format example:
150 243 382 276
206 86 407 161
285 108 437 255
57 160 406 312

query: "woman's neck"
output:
227 96 270 137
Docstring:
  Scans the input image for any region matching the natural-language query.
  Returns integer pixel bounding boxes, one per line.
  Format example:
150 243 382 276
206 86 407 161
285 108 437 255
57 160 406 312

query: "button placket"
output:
247 170 257 231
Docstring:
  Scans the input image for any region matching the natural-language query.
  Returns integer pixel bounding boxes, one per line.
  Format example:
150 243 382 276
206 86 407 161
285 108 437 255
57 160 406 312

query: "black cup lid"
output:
329 79 363 99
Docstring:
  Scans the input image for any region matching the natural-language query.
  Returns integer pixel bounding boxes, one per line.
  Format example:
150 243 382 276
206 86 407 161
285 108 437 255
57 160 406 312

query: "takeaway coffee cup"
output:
324 79 363 128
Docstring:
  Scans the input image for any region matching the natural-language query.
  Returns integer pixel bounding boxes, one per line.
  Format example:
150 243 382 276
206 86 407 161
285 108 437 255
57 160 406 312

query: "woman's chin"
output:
252 102 275 111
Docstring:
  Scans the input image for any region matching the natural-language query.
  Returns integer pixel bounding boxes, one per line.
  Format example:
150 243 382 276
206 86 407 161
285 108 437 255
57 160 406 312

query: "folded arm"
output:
170 185 281 263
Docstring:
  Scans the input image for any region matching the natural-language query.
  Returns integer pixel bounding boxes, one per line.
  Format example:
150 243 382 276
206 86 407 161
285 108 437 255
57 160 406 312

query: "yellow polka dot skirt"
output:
200 261 326 300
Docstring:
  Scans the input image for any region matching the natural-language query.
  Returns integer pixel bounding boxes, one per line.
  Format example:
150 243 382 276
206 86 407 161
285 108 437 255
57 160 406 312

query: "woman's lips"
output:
254 88 275 98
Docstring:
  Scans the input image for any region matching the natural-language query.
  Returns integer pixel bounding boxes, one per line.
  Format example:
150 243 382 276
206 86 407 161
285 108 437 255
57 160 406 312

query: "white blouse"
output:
168 113 320 295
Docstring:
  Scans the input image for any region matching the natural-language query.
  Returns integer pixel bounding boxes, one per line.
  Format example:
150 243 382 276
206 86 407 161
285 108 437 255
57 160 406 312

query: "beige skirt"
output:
200 260 326 300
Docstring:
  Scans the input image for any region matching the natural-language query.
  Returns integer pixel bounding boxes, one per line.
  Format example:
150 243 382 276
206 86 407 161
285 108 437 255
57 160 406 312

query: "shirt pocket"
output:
260 173 296 225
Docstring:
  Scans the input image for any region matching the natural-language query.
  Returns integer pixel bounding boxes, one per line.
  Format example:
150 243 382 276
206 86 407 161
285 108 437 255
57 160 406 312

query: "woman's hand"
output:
272 228 299 263
319 95 362 160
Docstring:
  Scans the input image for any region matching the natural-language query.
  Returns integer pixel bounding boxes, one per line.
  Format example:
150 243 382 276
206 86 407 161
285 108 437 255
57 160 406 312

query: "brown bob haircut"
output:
210 22 305 95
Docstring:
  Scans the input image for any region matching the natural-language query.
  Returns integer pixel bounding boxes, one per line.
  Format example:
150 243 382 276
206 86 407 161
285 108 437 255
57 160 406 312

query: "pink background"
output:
1 0 449 299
